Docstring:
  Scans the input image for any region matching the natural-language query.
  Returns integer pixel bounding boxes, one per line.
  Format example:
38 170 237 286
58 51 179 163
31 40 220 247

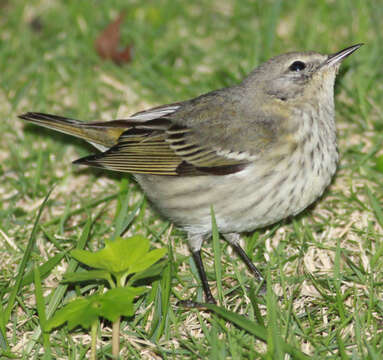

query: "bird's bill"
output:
324 43 363 67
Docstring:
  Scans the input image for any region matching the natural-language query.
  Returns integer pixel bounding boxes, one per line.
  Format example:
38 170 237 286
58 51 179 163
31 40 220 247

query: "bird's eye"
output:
289 61 306 72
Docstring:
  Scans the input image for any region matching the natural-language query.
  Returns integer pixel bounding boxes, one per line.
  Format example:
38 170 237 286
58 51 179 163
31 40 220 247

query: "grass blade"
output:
211 206 223 304
34 265 52 358
203 303 309 360
25 215 93 353
4 188 54 324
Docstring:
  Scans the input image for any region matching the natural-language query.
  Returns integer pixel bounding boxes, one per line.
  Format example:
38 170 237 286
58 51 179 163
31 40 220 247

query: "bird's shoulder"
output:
164 85 285 158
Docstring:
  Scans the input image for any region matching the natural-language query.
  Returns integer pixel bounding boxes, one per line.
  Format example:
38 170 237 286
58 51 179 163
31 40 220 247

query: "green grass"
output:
1 0 383 358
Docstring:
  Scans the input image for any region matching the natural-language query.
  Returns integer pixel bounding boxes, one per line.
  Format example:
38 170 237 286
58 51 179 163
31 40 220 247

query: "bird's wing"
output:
74 102 251 176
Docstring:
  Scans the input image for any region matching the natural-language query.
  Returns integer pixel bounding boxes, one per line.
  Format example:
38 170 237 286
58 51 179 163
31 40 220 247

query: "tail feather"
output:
19 112 128 149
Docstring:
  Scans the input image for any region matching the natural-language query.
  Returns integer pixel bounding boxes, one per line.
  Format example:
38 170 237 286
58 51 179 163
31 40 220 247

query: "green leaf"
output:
63 270 113 284
70 235 166 276
129 260 167 284
47 297 94 331
98 287 146 322
46 287 146 331
127 248 167 275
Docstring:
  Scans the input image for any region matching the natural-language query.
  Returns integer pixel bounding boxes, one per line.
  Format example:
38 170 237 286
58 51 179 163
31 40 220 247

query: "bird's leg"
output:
223 233 265 284
188 233 216 304
191 250 216 304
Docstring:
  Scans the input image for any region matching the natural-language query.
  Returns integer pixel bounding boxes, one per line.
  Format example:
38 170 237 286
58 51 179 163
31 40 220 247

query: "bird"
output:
20 44 362 304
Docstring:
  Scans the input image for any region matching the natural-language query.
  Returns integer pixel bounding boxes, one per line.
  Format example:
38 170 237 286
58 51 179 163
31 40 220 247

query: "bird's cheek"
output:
266 80 303 101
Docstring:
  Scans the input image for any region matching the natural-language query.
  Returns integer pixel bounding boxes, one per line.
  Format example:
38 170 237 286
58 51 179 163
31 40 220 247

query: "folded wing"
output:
74 116 249 176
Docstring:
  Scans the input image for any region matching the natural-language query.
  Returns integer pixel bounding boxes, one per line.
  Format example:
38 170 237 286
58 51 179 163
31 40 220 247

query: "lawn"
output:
1 0 382 358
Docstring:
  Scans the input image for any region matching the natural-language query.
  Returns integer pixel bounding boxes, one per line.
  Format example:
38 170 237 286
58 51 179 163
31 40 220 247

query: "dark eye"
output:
289 61 306 72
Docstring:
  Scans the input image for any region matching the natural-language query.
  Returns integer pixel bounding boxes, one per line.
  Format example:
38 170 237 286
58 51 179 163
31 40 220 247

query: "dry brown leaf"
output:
95 11 133 65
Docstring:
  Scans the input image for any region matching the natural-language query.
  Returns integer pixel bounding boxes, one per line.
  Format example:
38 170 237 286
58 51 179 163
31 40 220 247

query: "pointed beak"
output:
324 43 363 67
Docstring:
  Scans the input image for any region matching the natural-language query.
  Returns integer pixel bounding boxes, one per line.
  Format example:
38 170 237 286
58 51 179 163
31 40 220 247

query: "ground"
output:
1 0 382 358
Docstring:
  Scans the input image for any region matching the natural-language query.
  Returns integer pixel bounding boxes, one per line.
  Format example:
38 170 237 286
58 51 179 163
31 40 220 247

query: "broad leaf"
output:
127 248 167 275
46 287 146 331
70 235 166 275
129 260 167 284
98 287 146 322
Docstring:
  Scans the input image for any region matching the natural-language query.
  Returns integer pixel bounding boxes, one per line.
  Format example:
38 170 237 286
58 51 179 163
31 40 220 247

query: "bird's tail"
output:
19 112 129 149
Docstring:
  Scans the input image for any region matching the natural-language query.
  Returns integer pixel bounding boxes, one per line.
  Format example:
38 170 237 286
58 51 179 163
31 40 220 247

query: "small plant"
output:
45 235 167 359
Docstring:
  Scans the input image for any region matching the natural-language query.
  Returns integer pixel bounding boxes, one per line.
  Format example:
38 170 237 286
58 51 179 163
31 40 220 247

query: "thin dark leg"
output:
223 233 265 290
230 242 264 283
192 250 216 304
